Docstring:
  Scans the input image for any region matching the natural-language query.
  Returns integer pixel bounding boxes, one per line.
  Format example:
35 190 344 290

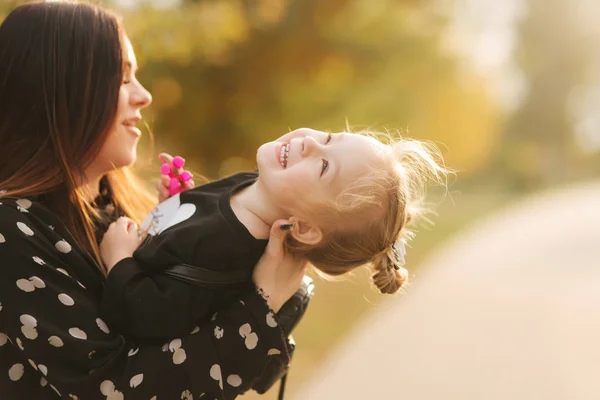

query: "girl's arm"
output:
99 217 213 339
0 201 289 400
100 256 218 339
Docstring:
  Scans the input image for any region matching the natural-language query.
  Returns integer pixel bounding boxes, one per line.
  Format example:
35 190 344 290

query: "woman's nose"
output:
131 82 153 109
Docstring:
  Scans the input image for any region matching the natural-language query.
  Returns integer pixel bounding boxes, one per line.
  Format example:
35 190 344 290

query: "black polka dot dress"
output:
0 195 289 399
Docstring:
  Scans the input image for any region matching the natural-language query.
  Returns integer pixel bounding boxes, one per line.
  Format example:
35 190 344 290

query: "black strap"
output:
162 263 250 289
278 372 288 400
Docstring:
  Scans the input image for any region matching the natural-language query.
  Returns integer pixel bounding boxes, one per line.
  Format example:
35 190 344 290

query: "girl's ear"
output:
288 217 323 246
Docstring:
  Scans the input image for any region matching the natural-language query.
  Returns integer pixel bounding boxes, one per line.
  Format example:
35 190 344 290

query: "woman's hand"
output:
253 220 308 313
156 153 195 202
100 217 140 272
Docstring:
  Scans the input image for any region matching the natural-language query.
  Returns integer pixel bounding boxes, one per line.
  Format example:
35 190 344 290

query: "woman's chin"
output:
112 152 137 170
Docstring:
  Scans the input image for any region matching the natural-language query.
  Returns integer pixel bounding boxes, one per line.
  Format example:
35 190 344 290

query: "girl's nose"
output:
301 135 321 156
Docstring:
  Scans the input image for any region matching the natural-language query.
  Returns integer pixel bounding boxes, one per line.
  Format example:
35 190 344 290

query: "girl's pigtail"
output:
371 250 408 294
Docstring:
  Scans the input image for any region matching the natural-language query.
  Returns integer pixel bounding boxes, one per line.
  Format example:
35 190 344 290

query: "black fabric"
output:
0 193 288 399
100 172 269 339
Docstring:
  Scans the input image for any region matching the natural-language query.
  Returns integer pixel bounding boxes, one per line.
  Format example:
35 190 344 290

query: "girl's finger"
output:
155 177 167 192
127 221 138 232
118 217 135 229
156 177 171 201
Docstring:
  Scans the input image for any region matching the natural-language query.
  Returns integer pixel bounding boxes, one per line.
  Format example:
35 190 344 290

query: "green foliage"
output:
0 0 504 178
120 0 499 177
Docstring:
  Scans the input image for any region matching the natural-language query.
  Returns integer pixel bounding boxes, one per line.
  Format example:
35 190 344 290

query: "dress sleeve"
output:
0 202 289 400
101 257 217 339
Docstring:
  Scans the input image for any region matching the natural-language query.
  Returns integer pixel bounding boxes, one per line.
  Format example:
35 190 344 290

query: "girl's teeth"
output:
279 144 289 168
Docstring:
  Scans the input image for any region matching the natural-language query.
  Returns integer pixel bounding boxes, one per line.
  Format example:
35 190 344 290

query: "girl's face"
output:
86 35 152 180
256 128 387 225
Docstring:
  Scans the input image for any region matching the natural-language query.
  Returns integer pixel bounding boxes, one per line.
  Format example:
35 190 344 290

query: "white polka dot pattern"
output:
16 222 34 236
48 336 64 347
68 327 87 340
266 311 278 328
239 323 259 349
16 276 45 292
32 256 45 265
58 293 75 306
129 373 143 388
38 364 48 376
0 197 290 399
227 374 242 387
209 364 223 390
55 240 72 253
96 318 110 334
20 314 38 340
8 363 24 381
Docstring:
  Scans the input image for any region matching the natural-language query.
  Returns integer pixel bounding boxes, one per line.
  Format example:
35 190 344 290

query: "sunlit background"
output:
2 0 599 398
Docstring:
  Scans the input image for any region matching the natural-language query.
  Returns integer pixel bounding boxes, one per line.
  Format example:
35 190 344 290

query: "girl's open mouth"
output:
279 143 289 168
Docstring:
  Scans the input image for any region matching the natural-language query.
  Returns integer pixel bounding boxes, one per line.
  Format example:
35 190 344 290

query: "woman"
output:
0 1 306 399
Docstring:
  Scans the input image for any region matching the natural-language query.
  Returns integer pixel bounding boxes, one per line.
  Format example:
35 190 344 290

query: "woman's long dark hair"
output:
0 1 155 273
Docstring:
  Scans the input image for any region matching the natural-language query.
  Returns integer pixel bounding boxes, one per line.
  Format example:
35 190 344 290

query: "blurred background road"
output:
292 180 600 400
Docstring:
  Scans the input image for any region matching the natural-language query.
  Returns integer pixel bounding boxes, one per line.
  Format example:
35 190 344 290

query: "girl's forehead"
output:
343 132 389 155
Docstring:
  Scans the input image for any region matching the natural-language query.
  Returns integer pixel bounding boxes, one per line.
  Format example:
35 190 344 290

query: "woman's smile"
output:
122 116 142 137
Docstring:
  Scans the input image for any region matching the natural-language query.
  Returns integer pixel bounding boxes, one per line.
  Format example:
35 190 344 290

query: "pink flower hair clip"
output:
158 152 193 196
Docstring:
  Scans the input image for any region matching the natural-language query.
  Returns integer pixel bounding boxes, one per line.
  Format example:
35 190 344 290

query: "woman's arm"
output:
100 256 218 339
0 202 290 400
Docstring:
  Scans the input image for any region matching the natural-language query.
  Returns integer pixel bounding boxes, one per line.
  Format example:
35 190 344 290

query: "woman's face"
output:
86 35 152 180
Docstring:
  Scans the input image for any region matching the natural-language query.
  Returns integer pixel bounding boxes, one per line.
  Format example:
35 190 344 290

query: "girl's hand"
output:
156 153 195 202
100 217 141 272
253 220 308 313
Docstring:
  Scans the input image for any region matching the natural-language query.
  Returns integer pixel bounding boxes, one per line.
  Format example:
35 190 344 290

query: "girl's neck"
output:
230 181 283 239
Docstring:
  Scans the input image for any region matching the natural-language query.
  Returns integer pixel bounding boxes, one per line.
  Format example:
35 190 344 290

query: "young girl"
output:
100 127 447 339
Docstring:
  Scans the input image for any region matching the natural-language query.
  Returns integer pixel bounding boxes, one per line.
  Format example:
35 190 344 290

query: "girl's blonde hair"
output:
286 131 449 294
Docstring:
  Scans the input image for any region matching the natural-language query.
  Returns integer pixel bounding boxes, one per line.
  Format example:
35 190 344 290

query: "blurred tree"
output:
497 0 591 190
120 0 500 178
1 0 500 179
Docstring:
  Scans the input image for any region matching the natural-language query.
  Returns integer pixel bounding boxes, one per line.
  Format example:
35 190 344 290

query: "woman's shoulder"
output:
0 195 58 225
0 196 36 221
0 195 67 247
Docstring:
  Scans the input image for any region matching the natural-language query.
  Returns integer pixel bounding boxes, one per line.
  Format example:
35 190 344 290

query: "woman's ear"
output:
288 217 323 246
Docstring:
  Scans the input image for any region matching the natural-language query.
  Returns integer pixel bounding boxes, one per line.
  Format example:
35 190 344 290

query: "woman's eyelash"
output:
326 133 333 144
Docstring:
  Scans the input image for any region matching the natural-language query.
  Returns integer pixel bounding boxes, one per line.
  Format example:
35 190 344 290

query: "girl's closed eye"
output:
320 133 332 177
